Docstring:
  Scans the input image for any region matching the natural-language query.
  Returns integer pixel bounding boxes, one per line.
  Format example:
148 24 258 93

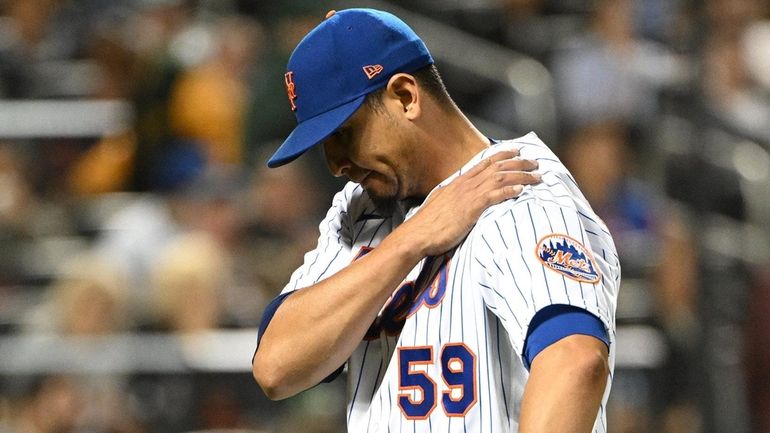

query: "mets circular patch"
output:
535 234 601 284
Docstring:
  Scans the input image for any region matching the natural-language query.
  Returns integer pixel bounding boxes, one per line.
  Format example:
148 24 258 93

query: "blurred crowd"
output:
0 0 768 432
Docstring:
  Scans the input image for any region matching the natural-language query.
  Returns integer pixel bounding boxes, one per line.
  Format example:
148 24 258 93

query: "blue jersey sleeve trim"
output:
254 291 344 384
257 291 293 348
522 304 609 370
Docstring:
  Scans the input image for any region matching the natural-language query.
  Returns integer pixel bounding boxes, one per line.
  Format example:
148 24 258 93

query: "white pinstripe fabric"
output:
279 132 620 432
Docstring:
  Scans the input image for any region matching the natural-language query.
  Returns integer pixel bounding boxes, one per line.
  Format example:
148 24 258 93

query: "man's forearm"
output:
253 227 424 400
518 334 610 433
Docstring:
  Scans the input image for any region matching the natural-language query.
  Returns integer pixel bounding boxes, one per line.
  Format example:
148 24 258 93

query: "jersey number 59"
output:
397 343 477 419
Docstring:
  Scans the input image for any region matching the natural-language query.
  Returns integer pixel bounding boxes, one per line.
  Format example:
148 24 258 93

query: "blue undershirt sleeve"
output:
522 304 609 370
254 291 344 384
256 291 293 348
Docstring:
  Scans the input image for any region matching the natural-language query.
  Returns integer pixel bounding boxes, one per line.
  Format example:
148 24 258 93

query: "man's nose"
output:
328 157 352 178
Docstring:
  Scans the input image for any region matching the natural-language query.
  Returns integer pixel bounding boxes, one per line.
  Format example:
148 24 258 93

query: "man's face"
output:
322 99 420 213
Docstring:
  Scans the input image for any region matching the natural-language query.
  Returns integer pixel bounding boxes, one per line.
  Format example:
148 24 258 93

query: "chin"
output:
364 170 412 215
365 188 399 215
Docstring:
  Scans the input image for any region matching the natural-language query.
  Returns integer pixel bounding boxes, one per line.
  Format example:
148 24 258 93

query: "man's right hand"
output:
396 149 540 259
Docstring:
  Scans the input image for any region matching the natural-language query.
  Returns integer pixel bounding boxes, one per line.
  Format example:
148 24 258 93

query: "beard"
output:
367 188 426 217
367 189 399 216
362 167 425 216
361 171 400 215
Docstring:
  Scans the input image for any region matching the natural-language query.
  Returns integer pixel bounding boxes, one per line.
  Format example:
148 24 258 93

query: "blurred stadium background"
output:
0 0 768 432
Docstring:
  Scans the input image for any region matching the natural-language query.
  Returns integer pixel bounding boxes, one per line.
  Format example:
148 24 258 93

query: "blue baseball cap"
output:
266 8 434 168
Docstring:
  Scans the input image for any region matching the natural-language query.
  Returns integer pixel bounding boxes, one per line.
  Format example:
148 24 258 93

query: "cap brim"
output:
267 95 367 168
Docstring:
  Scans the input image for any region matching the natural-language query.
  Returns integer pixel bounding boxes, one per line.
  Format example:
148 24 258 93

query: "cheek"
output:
357 116 413 194
366 171 398 193
389 146 421 197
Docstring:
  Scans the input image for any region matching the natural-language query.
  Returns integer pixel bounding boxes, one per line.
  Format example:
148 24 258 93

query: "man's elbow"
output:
561 336 609 387
573 346 609 387
252 351 294 401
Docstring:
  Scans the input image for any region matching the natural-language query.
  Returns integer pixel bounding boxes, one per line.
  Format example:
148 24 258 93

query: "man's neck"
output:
400 121 490 214
421 109 490 189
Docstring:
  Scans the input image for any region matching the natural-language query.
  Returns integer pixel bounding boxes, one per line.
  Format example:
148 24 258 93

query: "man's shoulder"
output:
493 132 551 154
478 132 587 223
472 183 586 243
495 132 564 166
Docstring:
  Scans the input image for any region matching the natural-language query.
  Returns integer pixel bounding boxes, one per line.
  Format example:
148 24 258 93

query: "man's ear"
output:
385 73 421 120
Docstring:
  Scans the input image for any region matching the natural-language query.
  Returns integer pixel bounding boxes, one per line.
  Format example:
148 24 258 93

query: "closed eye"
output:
336 125 350 136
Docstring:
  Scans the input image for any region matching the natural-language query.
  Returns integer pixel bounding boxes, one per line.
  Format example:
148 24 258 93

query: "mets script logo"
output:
536 234 601 284
284 71 297 111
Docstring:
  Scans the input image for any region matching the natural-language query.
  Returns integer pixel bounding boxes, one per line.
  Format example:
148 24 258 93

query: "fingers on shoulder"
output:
481 184 523 207
464 150 519 177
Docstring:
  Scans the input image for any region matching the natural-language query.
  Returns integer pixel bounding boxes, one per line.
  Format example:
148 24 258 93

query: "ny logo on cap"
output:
285 71 297 111
363 64 384 80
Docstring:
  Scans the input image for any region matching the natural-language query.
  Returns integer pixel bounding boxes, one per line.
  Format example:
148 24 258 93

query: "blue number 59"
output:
397 343 477 419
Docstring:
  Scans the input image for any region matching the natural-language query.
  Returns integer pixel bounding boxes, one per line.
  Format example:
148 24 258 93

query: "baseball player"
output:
253 8 620 433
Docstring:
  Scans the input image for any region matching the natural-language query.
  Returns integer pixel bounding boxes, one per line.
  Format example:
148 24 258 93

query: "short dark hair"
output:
364 64 454 112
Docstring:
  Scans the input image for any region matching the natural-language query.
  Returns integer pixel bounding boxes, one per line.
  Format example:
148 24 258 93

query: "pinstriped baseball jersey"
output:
279 132 620 432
